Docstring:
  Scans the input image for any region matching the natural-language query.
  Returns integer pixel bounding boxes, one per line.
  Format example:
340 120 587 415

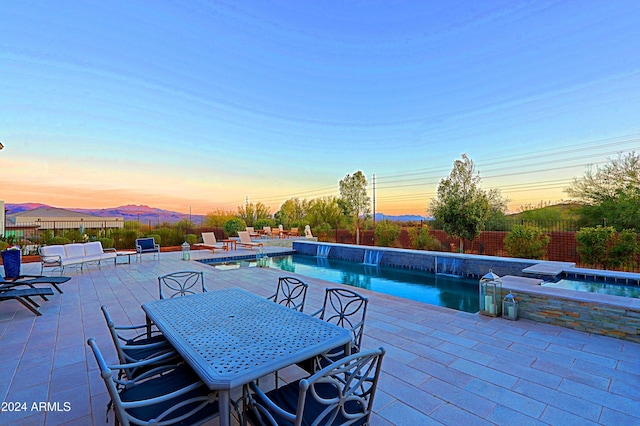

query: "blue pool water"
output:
543 279 640 298
212 254 480 313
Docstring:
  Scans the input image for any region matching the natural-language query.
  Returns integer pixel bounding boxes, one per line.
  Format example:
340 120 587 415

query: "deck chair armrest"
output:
310 307 323 317
115 350 179 370
41 254 62 264
103 247 117 253
248 381 297 424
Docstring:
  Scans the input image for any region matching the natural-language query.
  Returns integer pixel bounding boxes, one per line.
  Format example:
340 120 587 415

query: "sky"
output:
1 1 639 216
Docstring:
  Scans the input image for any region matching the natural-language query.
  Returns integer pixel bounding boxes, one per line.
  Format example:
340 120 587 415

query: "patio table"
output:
142 288 352 426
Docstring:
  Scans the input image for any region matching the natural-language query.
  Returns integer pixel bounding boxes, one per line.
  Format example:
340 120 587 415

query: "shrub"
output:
0 241 9 251
98 237 115 249
185 234 198 245
146 234 162 245
576 226 639 269
375 220 401 247
504 224 550 259
223 218 246 237
254 218 273 230
49 236 72 245
408 226 440 250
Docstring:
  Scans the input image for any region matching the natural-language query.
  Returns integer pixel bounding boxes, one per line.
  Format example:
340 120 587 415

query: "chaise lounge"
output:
0 285 55 316
237 231 264 251
194 232 226 252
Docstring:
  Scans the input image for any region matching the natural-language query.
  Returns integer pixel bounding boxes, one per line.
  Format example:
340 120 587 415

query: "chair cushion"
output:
249 381 366 426
120 365 218 425
137 238 155 250
64 244 85 259
83 241 104 256
40 245 66 259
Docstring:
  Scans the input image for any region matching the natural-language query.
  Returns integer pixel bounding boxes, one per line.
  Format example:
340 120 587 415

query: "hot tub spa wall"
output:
293 241 538 278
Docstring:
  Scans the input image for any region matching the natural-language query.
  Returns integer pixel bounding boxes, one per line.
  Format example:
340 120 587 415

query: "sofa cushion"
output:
83 241 104 256
64 244 86 259
40 245 66 259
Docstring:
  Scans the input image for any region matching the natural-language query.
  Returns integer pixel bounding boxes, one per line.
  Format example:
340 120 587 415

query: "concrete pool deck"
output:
1 249 639 425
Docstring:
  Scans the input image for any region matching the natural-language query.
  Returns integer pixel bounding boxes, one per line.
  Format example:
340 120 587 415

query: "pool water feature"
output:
211 254 480 313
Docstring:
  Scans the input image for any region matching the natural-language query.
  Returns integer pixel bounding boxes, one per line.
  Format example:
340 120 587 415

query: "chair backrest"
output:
271 277 308 312
158 271 206 299
290 227 299 236
136 237 158 251
246 227 255 233
298 348 385 426
304 225 313 238
317 288 369 352
238 231 252 243
263 226 272 236
202 232 218 245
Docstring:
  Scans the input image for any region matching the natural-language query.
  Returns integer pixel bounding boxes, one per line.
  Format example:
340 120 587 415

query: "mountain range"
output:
4 203 428 224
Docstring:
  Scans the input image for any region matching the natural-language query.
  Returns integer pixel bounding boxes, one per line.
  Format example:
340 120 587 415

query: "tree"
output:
276 198 307 228
408 225 440 250
566 152 640 230
504 224 550 259
339 171 371 245
374 220 401 247
430 154 506 252
576 226 639 270
237 202 271 227
204 209 236 227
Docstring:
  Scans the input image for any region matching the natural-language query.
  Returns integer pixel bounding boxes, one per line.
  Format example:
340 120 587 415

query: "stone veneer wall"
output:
501 278 640 343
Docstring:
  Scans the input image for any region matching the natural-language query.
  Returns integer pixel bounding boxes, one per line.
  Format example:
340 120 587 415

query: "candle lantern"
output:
479 270 502 317
502 291 519 320
181 241 191 261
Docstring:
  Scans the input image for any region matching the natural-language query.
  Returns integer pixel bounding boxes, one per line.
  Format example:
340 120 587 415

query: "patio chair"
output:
88 337 219 426
267 277 308 312
245 347 385 426
158 271 206 299
289 227 300 237
0 275 71 294
135 237 160 260
101 305 179 380
298 288 369 374
262 226 272 238
0 286 55 316
195 232 226 252
237 231 264 251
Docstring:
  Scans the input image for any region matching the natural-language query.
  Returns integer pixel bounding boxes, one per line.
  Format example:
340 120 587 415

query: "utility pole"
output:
372 173 376 225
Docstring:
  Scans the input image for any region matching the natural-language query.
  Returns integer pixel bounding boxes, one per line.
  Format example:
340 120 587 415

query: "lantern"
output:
479 270 502 317
181 241 191 261
502 291 519 320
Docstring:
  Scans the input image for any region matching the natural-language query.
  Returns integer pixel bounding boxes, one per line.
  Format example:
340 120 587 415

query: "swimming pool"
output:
210 254 480 313
543 278 640 298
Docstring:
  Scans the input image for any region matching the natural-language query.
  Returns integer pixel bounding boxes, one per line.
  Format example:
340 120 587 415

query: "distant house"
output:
5 207 124 241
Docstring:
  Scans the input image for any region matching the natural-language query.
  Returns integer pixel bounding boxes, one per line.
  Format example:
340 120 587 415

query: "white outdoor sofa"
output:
38 241 117 273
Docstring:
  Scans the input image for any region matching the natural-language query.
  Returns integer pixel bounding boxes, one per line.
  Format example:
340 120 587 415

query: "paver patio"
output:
1 248 639 425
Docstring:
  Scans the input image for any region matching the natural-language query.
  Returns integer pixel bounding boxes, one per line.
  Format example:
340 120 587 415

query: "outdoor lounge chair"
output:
158 271 206 299
88 337 219 426
135 237 160 260
194 232 226 252
237 231 264 251
289 227 300 237
0 286 55 316
262 226 272 238
245 348 385 426
1 275 71 294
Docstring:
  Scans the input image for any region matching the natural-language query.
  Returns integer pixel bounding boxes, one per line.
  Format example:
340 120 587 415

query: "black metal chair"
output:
88 337 219 426
158 271 206 299
267 277 309 312
101 305 179 381
246 347 385 426
299 287 369 374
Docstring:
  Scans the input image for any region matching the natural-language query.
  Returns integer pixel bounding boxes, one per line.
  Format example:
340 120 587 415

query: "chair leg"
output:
16 298 42 316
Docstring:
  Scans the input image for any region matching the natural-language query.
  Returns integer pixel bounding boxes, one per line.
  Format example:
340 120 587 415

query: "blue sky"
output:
1 1 639 216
